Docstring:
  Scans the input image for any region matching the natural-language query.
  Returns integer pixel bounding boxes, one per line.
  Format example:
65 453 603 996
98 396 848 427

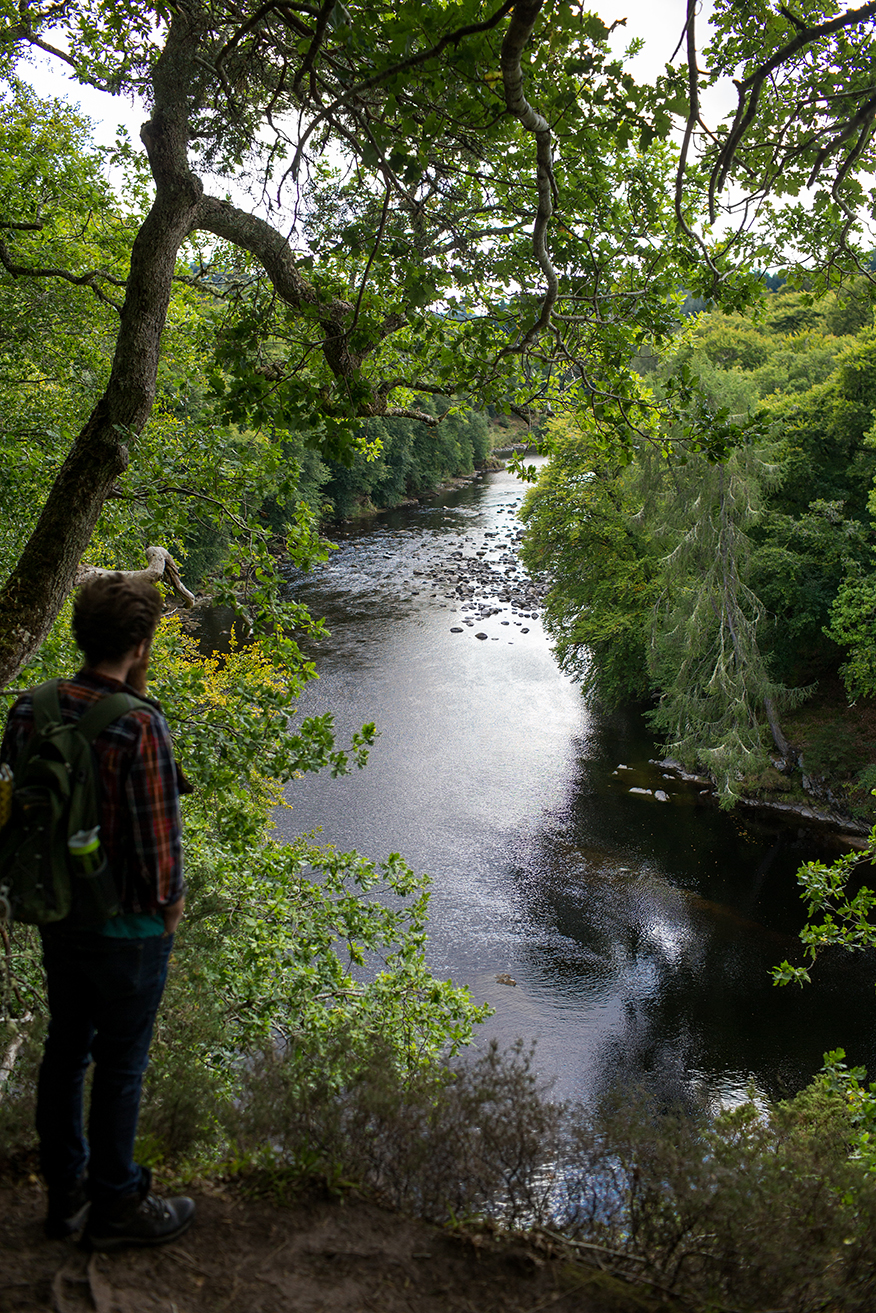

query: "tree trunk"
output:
0 206 200 689
0 18 203 691
764 694 797 768
0 408 126 688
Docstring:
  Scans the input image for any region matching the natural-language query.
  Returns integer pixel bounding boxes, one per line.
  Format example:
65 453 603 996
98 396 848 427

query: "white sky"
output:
609 0 693 73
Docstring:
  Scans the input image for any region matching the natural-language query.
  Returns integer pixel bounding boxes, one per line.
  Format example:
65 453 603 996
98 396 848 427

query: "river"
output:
265 459 876 1110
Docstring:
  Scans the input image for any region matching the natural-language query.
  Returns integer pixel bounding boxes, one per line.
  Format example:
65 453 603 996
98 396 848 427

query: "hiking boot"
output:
84 1191 195 1251
44 1178 89 1239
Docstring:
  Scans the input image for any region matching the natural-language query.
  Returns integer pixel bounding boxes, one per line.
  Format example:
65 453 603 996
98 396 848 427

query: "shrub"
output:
229 1045 876 1312
555 1078 876 1312
231 1038 561 1227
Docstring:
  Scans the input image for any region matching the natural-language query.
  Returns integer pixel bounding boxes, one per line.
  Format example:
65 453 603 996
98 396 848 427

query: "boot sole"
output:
83 1211 194 1252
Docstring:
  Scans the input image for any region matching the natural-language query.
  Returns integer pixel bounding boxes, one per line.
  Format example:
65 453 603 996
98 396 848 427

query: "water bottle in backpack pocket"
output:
67 824 119 924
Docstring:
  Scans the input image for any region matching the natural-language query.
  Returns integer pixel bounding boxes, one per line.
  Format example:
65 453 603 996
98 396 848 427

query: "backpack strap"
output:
30 679 152 743
31 679 63 733
76 692 153 744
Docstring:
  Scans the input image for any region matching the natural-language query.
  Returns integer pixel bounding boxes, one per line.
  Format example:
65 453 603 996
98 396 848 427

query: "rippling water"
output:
261 461 876 1108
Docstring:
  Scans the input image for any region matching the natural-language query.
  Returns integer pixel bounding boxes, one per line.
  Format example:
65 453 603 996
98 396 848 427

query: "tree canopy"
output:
2 0 876 685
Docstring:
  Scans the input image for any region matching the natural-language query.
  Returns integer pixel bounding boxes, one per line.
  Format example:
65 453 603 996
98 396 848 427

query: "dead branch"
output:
75 547 196 608
385 406 443 425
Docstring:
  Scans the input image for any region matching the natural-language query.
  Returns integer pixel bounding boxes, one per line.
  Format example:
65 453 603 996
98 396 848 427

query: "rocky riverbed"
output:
294 497 548 639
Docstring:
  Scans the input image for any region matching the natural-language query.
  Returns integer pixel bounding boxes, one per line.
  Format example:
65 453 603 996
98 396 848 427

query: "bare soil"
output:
0 1178 670 1313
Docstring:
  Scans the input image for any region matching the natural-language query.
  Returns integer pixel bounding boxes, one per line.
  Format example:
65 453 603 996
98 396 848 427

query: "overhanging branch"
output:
385 406 443 425
674 0 723 288
0 239 126 311
710 0 876 218
500 0 558 353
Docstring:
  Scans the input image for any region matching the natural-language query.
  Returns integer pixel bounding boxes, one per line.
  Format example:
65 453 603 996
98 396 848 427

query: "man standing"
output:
1 573 194 1249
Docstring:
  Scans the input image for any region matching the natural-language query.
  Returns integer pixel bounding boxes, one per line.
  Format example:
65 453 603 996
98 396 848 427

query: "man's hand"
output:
162 895 185 937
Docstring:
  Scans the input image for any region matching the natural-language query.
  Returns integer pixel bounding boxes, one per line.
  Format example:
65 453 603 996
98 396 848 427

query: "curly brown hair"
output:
72 573 164 667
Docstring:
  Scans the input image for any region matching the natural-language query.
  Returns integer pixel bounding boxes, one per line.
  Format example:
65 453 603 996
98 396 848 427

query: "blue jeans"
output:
37 929 172 1206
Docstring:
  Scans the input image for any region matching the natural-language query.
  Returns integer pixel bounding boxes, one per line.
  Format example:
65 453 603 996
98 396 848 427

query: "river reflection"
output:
265 461 876 1108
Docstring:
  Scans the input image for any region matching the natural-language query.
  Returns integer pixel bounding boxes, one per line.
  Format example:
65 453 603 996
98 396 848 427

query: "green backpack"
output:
0 680 150 926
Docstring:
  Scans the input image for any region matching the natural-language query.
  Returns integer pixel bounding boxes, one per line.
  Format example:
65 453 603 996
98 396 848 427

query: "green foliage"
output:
825 279 876 338
319 400 492 521
794 1049 876 1175
771 802 876 1185
703 3 876 292
231 1038 560 1226
765 331 876 526
71 0 702 455
520 414 658 708
6 0 876 692
827 572 876 701
558 1073 876 1311
749 500 864 683
773 820 876 989
0 78 506 670
0 83 131 568
0 618 490 1168
664 291 862 418
527 292 876 796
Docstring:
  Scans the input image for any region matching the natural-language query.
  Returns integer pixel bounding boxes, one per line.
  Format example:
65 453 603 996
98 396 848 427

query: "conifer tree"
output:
646 443 806 802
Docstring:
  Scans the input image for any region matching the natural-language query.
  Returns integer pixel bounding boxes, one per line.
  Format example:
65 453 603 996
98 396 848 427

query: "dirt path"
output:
0 1180 667 1313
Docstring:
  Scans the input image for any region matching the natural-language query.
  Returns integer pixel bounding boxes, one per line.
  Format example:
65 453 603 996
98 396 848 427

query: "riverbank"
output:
653 756 873 847
323 413 539 526
0 1174 672 1313
328 458 510 525
659 675 876 844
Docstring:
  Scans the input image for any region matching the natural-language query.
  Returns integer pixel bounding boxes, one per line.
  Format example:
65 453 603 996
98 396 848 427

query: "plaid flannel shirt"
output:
0 670 184 914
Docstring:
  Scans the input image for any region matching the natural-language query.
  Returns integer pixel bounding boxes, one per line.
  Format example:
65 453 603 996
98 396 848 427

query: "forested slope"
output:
522 284 876 814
